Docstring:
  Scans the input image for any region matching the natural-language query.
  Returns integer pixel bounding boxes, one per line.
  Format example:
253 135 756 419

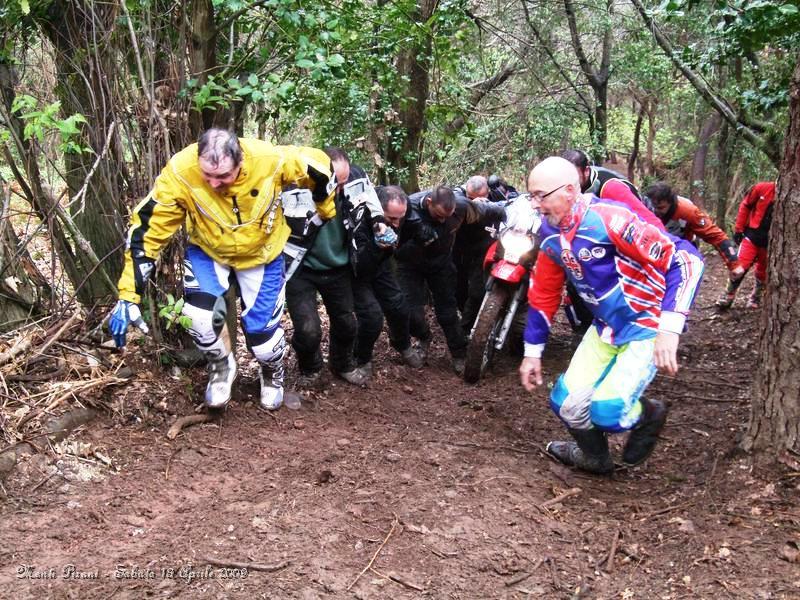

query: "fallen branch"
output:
200 557 290 573
598 528 620 573
639 501 693 519
42 376 126 414
370 567 424 592
0 336 35 368
347 514 400 591
540 487 582 510
167 414 213 440
31 309 82 362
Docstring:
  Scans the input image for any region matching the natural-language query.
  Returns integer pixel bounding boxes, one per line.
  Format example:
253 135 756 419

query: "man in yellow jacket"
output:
109 129 336 411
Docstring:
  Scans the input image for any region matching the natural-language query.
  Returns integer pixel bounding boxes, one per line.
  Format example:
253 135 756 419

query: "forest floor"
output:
0 259 798 600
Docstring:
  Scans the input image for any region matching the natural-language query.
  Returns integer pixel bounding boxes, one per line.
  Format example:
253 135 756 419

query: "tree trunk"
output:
0 63 88 308
188 0 219 135
741 57 800 456
644 99 658 177
385 0 436 191
0 184 49 330
715 121 736 227
690 112 722 208
38 1 128 304
628 101 646 182
564 0 613 161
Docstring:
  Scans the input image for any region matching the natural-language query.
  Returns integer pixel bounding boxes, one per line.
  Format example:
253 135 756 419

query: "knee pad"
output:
249 328 286 366
183 293 231 359
550 376 593 430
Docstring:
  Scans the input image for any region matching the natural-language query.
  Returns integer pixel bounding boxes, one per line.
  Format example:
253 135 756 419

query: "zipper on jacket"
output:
231 195 242 225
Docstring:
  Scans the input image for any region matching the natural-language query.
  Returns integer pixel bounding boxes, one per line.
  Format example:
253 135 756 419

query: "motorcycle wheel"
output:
463 286 509 384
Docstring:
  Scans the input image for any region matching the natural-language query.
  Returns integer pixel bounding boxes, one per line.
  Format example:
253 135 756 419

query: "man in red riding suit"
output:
645 182 739 272
716 181 775 309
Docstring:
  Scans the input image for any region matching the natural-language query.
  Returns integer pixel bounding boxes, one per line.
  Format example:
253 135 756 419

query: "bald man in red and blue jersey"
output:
520 157 704 474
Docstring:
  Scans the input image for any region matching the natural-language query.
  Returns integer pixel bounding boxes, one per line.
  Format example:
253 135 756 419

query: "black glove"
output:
719 239 738 265
733 232 744 245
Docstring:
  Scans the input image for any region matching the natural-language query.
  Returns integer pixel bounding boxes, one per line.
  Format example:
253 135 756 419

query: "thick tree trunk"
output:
741 57 800 456
385 0 436 191
38 1 127 304
188 0 219 135
690 112 721 208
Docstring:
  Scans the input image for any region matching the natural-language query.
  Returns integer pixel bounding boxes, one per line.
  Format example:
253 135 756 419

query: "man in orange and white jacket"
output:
646 182 739 271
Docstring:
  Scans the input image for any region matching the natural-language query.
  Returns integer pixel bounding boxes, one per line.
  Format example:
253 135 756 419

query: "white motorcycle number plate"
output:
496 263 517 279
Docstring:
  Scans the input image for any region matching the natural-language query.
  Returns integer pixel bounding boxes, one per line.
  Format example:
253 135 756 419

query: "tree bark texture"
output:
38 1 128 303
690 112 721 209
741 56 800 456
385 0 437 192
627 102 646 182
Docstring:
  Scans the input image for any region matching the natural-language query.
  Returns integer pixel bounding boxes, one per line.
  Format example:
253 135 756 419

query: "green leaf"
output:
296 58 315 69
327 53 345 67
174 298 185 313
166 293 175 305
248 73 259 86
779 4 798 14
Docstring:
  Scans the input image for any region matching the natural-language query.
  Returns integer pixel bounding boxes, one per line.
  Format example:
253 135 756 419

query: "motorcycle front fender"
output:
490 260 527 283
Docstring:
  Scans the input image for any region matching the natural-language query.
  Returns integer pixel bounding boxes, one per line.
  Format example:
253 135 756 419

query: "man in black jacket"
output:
285 147 379 388
351 186 424 377
396 186 505 374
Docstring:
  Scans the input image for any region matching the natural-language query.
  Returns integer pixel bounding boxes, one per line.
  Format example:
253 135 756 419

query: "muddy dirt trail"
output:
1 261 798 599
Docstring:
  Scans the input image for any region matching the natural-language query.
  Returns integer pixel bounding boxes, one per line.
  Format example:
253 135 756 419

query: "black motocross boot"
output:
546 427 614 475
622 398 669 465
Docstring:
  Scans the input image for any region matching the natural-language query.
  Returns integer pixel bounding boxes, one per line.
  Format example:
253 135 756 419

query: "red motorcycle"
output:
464 196 541 383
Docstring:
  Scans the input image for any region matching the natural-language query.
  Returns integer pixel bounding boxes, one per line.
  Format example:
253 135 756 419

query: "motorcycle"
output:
463 195 541 383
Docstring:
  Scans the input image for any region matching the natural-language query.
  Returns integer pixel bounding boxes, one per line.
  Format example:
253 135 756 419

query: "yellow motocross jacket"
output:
117 139 336 303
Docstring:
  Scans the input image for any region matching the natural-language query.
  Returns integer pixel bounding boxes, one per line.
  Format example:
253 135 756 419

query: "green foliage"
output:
158 294 192 332
10 95 92 154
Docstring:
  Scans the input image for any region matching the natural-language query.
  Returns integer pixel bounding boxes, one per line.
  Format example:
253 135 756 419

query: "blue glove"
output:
108 300 149 347
374 225 398 248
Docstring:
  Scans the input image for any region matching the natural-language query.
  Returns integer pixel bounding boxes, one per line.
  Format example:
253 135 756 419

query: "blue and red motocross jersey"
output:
524 195 705 354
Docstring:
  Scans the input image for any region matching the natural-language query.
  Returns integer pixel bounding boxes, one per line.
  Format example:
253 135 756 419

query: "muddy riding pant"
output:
180 245 286 370
550 327 656 433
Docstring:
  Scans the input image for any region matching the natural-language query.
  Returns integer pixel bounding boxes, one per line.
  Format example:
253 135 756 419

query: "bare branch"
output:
629 0 778 166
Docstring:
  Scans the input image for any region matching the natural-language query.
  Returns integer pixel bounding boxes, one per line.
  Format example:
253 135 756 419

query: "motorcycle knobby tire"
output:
463 286 510 384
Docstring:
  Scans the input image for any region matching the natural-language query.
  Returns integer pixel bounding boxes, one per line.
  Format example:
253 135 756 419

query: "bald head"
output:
527 157 580 196
527 157 581 228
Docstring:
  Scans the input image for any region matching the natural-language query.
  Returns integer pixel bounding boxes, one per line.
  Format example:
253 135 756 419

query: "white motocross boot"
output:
205 353 237 409
259 362 284 410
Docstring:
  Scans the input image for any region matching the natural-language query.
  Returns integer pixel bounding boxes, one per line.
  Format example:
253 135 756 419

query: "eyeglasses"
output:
529 183 568 201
